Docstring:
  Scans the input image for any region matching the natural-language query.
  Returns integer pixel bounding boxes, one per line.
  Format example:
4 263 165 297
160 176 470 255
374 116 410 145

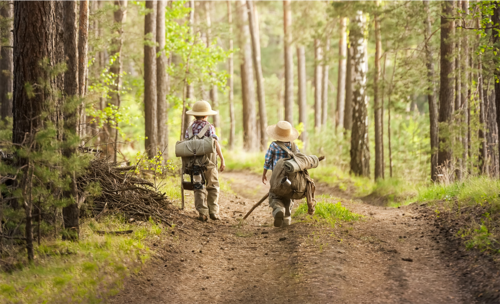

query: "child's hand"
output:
262 174 267 185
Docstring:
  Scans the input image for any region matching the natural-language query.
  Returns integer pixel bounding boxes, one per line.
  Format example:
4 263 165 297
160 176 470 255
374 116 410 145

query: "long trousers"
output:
194 153 220 216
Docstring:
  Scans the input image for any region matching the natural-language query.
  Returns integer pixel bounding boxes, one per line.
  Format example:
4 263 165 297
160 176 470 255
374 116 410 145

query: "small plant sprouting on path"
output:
293 199 362 228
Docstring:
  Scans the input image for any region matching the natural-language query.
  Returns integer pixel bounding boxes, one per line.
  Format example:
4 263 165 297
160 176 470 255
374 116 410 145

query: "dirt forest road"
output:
110 171 478 304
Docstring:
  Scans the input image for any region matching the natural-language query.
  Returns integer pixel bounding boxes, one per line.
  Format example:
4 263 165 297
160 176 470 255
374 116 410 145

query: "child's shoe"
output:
273 210 284 227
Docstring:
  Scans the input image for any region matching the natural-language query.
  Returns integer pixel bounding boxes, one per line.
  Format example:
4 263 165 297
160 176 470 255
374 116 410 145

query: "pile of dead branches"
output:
78 159 173 225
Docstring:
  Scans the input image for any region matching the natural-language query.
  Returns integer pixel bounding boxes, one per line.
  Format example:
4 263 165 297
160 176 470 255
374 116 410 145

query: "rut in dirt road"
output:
110 171 476 304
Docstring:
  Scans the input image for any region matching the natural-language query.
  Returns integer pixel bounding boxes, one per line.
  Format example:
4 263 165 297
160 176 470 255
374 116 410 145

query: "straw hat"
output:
186 100 218 116
266 121 299 142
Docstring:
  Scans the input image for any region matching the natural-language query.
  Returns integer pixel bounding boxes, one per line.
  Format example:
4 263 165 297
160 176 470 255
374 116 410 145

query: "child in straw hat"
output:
262 121 300 227
185 100 226 221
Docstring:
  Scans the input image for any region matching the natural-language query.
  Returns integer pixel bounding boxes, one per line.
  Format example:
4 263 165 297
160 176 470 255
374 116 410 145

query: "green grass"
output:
0 216 165 304
293 198 362 228
223 149 264 173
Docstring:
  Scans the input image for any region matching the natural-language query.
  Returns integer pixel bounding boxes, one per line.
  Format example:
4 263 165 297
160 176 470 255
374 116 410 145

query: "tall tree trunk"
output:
283 0 293 124
62 0 80 242
0 1 12 122
349 11 370 177
461 0 469 175
314 39 322 130
247 0 267 151
344 42 353 131
227 1 235 150
110 0 127 162
181 0 194 139
438 1 455 172
157 0 168 158
321 38 329 127
336 18 347 130
492 4 500 176
297 46 307 148
144 0 157 158
238 0 257 150
423 0 439 181
374 11 384 180
78 0 88 139
486 90 499 177
205 1 220 129
455 10 462 180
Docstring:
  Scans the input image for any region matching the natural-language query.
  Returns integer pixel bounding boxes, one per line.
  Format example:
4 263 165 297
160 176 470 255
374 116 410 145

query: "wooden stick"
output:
96 230 133 235
181 175 185 210
243 193 269 220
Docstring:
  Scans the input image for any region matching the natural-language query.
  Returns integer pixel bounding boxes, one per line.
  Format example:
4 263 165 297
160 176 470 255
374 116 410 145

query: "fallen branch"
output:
96 230 134 235
243 193 270 220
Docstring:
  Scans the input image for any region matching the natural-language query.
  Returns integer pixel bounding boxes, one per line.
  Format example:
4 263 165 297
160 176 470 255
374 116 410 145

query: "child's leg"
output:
206 153 220 219
194 188 209 219
269 194 286 227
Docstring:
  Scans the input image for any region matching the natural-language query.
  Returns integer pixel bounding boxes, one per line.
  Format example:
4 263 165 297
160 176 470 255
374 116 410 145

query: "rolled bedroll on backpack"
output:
175 137 215 157
283 155 319 173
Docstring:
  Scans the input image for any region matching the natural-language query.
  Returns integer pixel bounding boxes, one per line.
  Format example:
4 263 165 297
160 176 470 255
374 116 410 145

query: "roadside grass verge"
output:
223 150 263 174
293 198 362 228
0 216 165 304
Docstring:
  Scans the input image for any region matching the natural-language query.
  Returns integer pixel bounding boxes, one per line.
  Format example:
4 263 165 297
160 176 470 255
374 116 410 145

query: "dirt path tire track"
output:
109 171 475 304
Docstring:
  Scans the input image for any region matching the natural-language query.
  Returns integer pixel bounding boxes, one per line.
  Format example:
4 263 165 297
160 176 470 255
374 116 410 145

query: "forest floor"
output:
109 171 499 304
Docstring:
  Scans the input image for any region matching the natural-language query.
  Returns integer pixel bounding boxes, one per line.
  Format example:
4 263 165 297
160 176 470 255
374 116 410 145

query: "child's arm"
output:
262 169 268 185
215 140 225 172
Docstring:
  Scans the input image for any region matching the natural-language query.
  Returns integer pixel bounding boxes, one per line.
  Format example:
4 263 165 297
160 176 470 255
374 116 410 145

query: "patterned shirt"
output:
185 120 219 140
264 141 299 170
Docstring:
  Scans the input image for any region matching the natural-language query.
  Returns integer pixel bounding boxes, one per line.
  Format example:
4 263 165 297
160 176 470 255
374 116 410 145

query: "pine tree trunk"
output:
461 0 469 175
157 0 168 158
336 18 347 130
227 1 235 150
238 0 257 150
321 38 329 127
486 90 499 177
314 39 322 130
247 0 267 151
144 0 157 158
492 4 500 176
297 46 307 149
374 12 384 180
181 0 194 140
349 11 370 177
205 1 220 129
344 43 353 131
78 0 88 139
110 0 127 162
0 1 12 122
283 0 293 124
423 0 439 181
61 0 80 241
438 1 455 172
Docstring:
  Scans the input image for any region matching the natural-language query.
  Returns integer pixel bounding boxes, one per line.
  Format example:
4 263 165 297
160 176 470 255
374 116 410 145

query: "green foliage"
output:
0 216 159 304
294 198 362 228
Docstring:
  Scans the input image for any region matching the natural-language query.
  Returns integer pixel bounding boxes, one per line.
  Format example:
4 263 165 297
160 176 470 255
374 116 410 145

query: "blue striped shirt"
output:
264 142 298 170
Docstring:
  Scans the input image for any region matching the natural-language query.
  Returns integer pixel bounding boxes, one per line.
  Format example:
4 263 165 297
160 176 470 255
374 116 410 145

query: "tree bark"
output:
62 0 80 242
144 0 157 158
344 42 353 131
205 1 220 129
78 0 88 139
322 38 329 128
349 11 370 177
438 1 455 172
336 18 347 130
297 46 307 148
461 0 469 175
238 0 257 150
110 0 127 162
492 4 500 176
314 39 322 130
227 1 235 150
157 0 168 158
374 11 384 180
0 1 12 122
181 0 194 140
247 0 267 151
423 0 439 181
283 0 293 124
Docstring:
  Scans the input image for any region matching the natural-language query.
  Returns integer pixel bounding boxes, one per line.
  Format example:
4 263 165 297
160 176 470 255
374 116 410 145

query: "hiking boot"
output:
198 214 208 222
283 216 292 226
274 210 284 227
210 213 220 221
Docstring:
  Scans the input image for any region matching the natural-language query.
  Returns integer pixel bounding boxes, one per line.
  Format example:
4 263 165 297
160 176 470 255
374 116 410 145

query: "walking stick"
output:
243 192 269 220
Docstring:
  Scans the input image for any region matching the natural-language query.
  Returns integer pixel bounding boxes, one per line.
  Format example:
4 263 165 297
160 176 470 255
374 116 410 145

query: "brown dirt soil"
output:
109 171 492 304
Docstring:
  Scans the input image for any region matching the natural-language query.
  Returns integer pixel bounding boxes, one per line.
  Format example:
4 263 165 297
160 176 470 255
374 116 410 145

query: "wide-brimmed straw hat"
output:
266 121 299 142
186 100 218 116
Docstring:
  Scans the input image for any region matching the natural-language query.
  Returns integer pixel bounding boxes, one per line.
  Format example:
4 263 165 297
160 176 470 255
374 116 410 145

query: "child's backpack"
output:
175 122 216 190
269 142 318 214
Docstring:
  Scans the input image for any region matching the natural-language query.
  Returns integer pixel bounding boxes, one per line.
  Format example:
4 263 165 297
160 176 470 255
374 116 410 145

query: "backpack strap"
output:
275 141 295 158
187 121 212 139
